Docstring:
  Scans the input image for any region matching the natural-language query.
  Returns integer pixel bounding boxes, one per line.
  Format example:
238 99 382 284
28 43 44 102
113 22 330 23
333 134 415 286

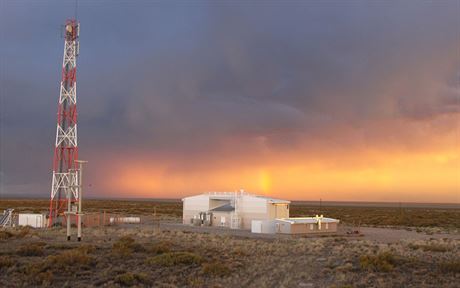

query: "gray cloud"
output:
1 1 459 197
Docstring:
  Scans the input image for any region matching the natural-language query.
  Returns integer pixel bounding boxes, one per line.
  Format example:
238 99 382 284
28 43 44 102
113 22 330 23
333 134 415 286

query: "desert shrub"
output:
0 230 14 240
202 262 231 277
0 256 13 269
408 243 450 252
147 241 171 254
420 244 449 252
438 260 460 274
17 242 45 256
77 244 96 254
112 236 144 256
146 252 202 267
32 271 54 286
16 227 32 238
233 248 249 257
46 243 74 250
45 248 93 273
20 262 52 286
115 272 149 286
360 251 397 272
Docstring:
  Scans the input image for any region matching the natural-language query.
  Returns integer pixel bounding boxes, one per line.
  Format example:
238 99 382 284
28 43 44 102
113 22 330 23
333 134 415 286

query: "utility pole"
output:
319 198 322 215
64 160 86 241
75 160 87 241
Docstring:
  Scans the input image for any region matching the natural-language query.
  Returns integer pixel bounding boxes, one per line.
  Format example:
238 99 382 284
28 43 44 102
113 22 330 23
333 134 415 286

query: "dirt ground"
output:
0 220 459 288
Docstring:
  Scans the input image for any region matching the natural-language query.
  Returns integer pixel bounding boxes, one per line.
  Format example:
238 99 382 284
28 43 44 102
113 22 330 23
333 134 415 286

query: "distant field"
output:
1 199 459 229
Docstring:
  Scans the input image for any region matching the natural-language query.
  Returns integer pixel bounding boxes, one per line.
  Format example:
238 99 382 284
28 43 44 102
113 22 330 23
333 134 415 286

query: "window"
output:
326 223 329 230
310 224 314 230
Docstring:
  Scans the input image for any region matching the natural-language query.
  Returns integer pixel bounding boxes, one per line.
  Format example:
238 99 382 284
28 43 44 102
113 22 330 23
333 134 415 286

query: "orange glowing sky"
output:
100 114 459 203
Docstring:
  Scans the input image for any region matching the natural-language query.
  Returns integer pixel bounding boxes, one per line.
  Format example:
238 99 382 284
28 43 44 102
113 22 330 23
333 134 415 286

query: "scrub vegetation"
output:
0 199 458 287
0 226 458 287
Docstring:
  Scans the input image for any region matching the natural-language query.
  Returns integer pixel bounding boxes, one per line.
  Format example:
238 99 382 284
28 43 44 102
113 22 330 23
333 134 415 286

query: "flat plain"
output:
0 199 459 287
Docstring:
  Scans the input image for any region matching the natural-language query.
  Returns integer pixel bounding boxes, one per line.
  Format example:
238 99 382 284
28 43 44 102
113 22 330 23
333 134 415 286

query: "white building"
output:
182 191 290 230
274 216 339 234
18 213 47 228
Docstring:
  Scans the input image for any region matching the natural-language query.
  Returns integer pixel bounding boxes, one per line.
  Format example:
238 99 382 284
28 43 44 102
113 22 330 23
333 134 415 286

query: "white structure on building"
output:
274 216 339 234
182 191 290 230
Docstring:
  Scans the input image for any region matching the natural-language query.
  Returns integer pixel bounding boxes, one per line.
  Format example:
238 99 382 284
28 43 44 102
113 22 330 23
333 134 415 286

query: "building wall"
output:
182 194 210 224
210 211 232 228
18 213 46 228
276 221 292 234
277 221 338 234
239 196 270 229
267 204 289 219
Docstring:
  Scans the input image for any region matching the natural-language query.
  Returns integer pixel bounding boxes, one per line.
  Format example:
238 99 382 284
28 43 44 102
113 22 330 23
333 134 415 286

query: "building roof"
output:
255 196 290 204
276 217 339 224
182 191 290 204
209 203 235 212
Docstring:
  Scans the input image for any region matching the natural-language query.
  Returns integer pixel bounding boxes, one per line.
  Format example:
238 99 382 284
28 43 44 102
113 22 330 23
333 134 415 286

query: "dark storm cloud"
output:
1 0 459 196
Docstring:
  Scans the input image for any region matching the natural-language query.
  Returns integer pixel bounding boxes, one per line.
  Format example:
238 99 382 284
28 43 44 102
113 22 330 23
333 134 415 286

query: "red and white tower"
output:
49 19 80 226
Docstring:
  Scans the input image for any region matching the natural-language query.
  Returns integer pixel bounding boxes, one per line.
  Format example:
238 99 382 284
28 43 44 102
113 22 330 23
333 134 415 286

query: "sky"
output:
0 0 459 203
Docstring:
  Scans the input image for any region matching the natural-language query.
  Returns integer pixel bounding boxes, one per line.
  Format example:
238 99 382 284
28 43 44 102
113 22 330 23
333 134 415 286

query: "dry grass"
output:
146 251 203 266
438 260 460 274
0 256 13 269
115 272 151 286
408 243 451 252
202 262 231 276
0 199 459 287
16 242 45 256
0 228 458 287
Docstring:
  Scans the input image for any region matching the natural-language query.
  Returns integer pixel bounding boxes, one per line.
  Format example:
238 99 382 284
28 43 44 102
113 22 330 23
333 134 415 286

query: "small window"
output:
310 224 314 230
325 223 329 229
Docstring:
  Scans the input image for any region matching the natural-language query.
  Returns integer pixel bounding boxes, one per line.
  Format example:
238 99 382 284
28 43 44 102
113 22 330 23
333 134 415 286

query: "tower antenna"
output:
49 19 80 228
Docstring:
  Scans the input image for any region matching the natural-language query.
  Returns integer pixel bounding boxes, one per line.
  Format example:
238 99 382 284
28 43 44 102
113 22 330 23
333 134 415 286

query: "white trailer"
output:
18 213 46 228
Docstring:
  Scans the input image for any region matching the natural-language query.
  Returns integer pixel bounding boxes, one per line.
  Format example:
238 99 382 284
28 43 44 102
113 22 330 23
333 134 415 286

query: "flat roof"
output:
256 196 290 204
276 217 339 224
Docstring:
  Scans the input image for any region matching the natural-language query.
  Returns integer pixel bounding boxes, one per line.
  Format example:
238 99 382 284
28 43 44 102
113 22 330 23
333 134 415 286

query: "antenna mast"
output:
49 19 80 227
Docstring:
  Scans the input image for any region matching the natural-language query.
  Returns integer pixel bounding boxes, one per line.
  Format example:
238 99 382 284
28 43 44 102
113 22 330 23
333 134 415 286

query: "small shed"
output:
18 213 46 228
275 216 339 234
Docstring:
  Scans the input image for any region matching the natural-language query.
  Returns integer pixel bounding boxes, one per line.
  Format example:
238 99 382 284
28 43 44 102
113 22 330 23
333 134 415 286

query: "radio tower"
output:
49 19 80 227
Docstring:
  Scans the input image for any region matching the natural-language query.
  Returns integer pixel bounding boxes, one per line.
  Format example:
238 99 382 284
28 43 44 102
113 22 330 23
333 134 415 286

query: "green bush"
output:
112 236 145 256
115 272 149 286
146 252 202 267
44 248 93 273
360 251 397 272
202 262 231 277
